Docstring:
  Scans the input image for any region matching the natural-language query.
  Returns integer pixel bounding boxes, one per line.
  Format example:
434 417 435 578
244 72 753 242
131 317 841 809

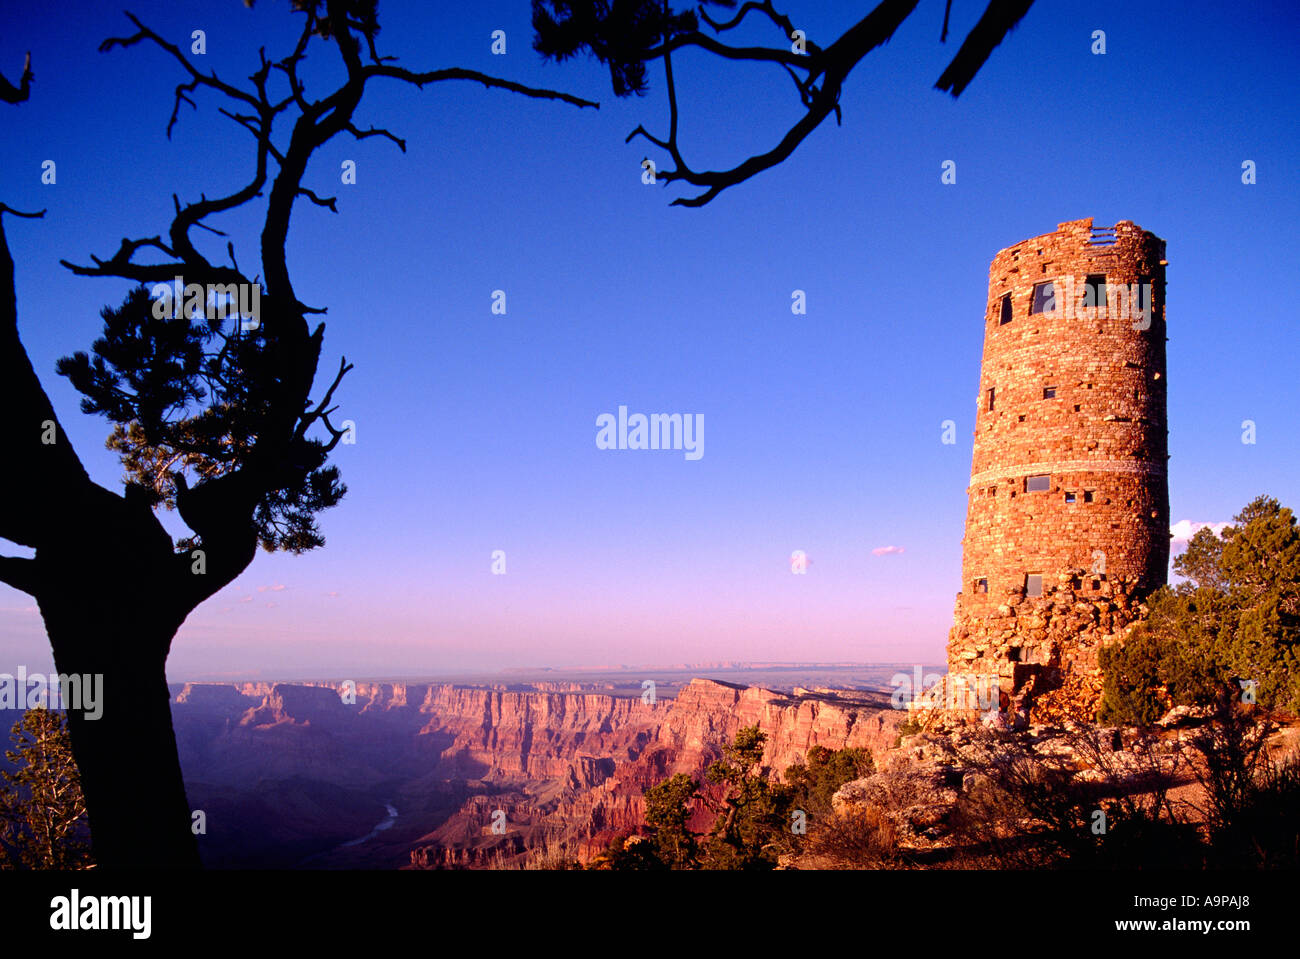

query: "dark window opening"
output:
975 578 988 594
1018 414 1026 422
1074 404 1082 412
1025 474 1051 492
1007 646 1021 662
1043 386 1057 399
1025 574 1043 597
1083 273 1108 308
999 294 1012 325
1065 492 1076 504
987 388 996 411
1084 491 1095 503
1030 281 1055 314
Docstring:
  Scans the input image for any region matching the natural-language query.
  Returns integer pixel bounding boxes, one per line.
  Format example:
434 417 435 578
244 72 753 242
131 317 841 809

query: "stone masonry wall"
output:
945 218 1170 722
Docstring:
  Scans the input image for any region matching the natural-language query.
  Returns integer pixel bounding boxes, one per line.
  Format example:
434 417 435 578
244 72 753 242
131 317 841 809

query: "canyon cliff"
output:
168 677 903 868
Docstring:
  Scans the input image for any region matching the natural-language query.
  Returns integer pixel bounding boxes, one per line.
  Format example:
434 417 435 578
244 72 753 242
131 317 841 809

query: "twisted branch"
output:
0 52 33 104
608 0 1034 206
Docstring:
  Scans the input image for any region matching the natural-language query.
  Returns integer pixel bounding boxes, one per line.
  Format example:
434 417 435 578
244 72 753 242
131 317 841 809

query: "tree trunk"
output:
40 602 200 869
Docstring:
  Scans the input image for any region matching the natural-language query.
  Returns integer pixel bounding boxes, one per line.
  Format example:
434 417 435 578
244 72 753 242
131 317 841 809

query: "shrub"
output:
1100 495 1300 724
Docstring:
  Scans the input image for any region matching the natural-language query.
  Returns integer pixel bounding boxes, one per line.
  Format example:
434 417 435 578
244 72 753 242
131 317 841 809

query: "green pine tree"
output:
1101 495 1300 724
701 726 792 870
0 708 94 869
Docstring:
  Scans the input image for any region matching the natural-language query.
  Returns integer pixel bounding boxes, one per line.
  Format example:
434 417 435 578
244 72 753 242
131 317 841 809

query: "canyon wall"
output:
169 677 903 868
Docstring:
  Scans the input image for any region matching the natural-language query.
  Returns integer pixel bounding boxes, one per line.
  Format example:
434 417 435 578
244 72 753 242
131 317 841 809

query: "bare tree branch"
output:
100 12 263 116
935 0 1036 96
0 556 40 596
0 204 44 220
701 0 814 54
629 0 919 206
344 121 406 152
548 0 1032 206
297 355 352 440
297 187 338 212
642 30 810 68
0 52 33 104
364 64 599 109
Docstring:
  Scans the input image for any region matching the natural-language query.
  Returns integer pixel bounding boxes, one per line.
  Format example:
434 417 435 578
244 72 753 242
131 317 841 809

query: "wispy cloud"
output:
256 584 288 593
872 545 905 556
1170 520 1229 551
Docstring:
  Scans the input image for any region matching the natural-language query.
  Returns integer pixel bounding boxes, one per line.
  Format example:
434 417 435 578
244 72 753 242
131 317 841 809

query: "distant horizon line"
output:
164 660 950 685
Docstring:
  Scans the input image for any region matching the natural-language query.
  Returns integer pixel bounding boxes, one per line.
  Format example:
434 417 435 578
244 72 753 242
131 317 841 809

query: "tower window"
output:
1084 491 1094 503
975 578 988 594
1083 274 1108 308
999 294 1013 325
1025 474 1050 492
986 388 995 411
1030 281 1055 314
1025 574 1043 597
1043 386 1057 399
1064 492 1076 504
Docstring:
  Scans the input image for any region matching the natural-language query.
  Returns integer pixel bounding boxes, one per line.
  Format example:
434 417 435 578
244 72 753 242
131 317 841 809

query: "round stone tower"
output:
945 218 1170 722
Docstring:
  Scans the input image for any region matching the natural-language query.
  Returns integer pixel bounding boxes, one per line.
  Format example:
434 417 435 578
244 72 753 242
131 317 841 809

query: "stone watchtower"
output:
945 218 1170 723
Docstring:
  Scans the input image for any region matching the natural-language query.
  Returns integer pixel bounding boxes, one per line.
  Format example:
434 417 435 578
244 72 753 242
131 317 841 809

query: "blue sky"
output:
1 1 1297 678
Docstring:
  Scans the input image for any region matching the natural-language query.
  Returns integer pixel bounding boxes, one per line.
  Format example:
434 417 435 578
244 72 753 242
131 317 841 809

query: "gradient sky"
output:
1 1 1297 679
